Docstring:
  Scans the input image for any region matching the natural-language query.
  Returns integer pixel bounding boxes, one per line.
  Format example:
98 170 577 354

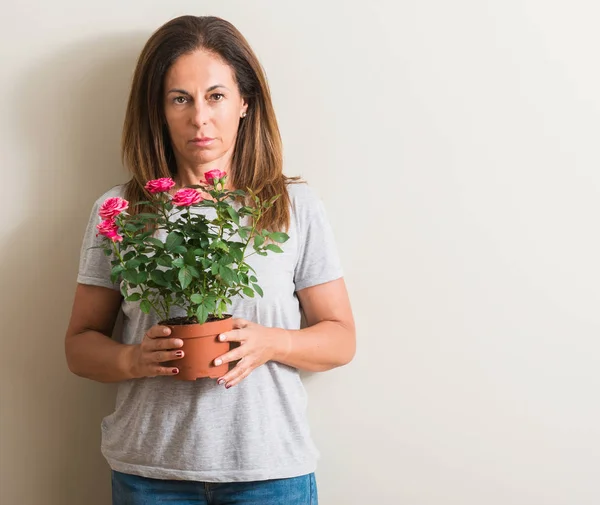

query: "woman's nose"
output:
191 103 210 127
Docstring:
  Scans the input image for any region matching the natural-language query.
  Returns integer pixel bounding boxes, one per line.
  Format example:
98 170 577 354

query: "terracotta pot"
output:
163 315 233 380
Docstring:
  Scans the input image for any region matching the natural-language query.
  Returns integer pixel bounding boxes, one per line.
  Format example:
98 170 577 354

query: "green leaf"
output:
135 271 148 284
150 270 168 286
145 237 164 249
265 244 284 253
196 304 209 324
219 300 228 314
178 267 193 290
242 286 255 298
230 247 243 262
204 296 217 312
190 294 203 304
120 282 129 298
211 262 220 275
211 239 229 252
218 254 234 266
110 265 125 283
270 232 289 243
172 245 187 255
125 258 141 269
157 255 172 267
226 207 240 225
219 265 235 285
184 249 197 266
126 293 141 302
165 232 184 251
253 236 265 248
252 284 264 297
188 265 200 278
122 269 138 284
137 254 152 263
238 227 251 240
140 300 152 314
249 275 257 282
172 258 185 269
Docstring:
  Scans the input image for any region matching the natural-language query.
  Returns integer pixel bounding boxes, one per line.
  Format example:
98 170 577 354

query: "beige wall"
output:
1 1 599 504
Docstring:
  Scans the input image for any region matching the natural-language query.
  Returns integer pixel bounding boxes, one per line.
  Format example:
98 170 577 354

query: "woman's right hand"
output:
126 325 184 378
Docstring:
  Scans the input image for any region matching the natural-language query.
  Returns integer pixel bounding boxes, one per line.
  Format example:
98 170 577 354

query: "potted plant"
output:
95 170 289 380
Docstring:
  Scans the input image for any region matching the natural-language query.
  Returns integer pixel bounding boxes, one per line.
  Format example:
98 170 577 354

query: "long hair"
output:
122 15 300 231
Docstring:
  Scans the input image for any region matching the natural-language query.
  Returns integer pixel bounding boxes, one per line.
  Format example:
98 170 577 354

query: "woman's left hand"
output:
213 318 290 388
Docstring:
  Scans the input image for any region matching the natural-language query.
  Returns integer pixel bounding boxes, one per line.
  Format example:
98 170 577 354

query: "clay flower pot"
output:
163 315 233 380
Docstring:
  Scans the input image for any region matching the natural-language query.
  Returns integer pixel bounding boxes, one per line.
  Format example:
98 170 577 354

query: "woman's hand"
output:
213 318 291 388
126 325 185 378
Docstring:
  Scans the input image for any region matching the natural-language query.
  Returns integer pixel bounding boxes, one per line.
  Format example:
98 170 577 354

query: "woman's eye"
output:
210 93 224 101
173 96 188 104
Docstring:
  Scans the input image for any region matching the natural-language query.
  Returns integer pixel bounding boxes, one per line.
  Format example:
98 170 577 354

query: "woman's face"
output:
163 49 248 173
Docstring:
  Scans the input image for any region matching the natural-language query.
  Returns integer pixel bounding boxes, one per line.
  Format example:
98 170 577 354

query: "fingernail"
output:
225 384 232 389
217 379 225 385
219 334 226 341
172 368 179 374
214 359 223 366
163 328 170 334
175 351 183 357
174 339 183 346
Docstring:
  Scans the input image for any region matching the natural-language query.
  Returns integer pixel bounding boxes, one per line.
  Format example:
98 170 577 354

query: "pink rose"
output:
145 178 176 194
96 219 123 242
99 197 129 219
172 188 203 207
204 169 226 185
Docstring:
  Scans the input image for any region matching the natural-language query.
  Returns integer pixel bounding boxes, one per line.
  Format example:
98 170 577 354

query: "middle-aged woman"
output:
65 15 355 505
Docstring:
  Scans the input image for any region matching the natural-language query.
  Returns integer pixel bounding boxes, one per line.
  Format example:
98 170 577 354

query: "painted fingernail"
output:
219 334 226 341
217 379 225 385
225 384 232 389
175 351 183 357
172 368 179 374
214 359 223 366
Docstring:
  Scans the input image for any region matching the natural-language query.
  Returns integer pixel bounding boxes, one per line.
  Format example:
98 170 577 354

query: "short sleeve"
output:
292 184 344 291
77 196 121 291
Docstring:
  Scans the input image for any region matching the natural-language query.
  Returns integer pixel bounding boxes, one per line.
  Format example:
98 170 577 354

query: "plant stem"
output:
148 297 164 321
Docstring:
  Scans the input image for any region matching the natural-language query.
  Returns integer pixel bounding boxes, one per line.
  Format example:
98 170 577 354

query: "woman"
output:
65 15 355 505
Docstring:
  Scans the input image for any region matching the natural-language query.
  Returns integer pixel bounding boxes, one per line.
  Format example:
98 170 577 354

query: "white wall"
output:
1 1 599 504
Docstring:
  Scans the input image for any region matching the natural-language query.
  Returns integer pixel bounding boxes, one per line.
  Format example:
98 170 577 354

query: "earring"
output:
241 111 247 118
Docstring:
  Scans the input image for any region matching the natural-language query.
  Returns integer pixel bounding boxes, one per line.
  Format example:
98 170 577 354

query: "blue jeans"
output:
111 470 318 505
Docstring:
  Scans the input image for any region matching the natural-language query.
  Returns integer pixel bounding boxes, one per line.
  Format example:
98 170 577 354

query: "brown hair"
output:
122 15 300 231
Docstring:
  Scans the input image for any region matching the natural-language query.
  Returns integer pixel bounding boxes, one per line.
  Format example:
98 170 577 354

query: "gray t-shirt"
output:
77 181 343 482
